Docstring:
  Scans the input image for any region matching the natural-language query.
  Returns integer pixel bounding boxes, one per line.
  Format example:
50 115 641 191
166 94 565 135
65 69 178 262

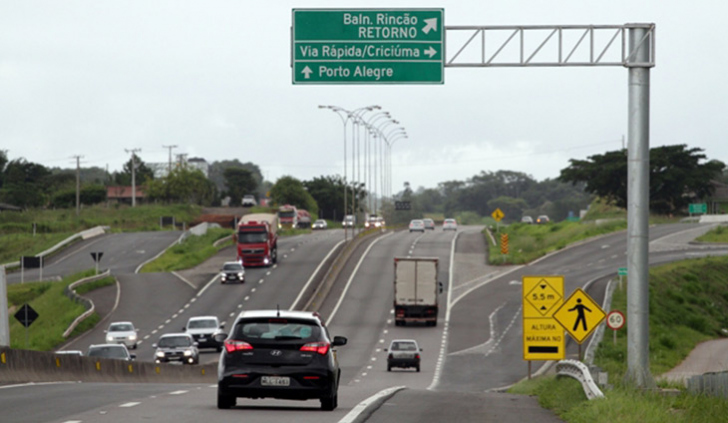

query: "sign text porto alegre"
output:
292 9 444 84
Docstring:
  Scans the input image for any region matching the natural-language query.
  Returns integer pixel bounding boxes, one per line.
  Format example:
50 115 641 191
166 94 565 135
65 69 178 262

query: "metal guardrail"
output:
556 359 605 400
688 371 728 398
62 269 113 338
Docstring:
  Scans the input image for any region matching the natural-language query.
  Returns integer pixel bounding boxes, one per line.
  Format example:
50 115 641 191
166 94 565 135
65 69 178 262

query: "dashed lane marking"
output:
119 402 140 408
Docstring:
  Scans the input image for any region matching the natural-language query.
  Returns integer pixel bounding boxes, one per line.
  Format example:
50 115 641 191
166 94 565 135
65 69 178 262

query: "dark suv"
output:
215 310 347 411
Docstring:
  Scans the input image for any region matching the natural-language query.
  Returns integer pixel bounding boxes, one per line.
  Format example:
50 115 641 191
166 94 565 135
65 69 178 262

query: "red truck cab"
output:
236 213 278 267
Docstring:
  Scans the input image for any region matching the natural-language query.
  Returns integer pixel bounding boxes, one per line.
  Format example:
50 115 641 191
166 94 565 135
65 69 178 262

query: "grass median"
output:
139 227 233 272
7 270 115 351
510 255 728 422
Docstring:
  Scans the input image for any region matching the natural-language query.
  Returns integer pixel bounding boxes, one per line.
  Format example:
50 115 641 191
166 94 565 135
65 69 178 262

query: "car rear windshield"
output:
188 319 217 329
232 318 321 342
109 323 132 331
88 346 127 359
158 336 192 348
391 341 417 351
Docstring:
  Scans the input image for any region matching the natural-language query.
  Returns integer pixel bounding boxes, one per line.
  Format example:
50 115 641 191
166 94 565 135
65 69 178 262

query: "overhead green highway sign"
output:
292 8 444 84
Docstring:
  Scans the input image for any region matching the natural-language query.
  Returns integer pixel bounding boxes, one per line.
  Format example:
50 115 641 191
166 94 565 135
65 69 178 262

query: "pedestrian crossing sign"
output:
553 288 606 344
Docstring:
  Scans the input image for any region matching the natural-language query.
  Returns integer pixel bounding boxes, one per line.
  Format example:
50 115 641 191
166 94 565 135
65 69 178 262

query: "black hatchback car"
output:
215 310 347 411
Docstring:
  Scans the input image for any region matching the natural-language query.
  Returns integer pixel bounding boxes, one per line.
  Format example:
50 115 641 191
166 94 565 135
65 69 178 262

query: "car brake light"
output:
225 340 253 353
415 354 420 360
300 342 329 355
303 376 320 380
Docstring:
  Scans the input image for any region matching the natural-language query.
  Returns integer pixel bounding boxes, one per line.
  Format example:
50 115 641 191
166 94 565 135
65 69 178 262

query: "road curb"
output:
337 386 407 423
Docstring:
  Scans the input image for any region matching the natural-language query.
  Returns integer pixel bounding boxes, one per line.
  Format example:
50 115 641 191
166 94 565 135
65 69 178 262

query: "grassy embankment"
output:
6 270 115 350
140 227 234 272
0 204 202 264
510 255 728 422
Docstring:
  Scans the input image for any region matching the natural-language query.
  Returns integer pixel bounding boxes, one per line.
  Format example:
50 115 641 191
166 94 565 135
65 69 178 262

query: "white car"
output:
87 344 136 361
183 316 225 351
312 219 328 230
242 195 257 207
442 218 458 231
385 339 422 372
342 215 356 227
105 321 139 349
409 219 425 233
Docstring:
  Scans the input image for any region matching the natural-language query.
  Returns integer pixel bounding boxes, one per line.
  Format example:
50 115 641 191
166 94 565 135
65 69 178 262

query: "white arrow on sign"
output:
424 46 437 58
422 18 438 34
301 66 313 79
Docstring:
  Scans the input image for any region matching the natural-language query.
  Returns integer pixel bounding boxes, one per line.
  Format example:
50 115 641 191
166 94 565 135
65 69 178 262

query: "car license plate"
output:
198 337 206 342
261 376 290 386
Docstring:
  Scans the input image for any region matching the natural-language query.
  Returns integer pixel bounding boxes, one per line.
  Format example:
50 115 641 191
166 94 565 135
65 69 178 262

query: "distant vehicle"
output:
183 316 225 352
385 339 422 372
536 215 550 224
521 216 534 224
236 213 278 267
393 257 442 326
422 218 435 230
220 261 245 284
241 195 257 207
408 219 425 233
365 215 385 229
104 321 139 349
297 209 312 228
442 218 457 231
312 219 328 230
55 350 83 356
87 344 135 361
215 309 348 410
153 333 199 365
342 214 356 228
278 204 298 229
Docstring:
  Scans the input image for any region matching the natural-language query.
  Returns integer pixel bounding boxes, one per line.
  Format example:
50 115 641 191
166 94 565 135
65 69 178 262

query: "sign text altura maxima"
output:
292 9 444 84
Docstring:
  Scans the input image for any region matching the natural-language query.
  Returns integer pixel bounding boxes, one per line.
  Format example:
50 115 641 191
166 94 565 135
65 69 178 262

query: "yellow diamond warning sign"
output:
553 288 606 344
491 208 504 222
522 276 564 360
524 277 563 317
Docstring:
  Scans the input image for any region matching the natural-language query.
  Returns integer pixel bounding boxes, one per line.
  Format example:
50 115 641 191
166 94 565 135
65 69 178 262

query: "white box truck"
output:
393 257 442 327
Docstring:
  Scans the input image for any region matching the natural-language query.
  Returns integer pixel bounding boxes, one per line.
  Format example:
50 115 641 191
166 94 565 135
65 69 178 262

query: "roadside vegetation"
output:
510 255 728 422
0 203 202 264
140 227 233 272
695 224 728 243
7 270 115 351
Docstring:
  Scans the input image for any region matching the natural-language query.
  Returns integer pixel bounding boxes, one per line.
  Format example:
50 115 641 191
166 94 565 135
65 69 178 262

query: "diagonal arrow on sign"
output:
301 66 313 79
422 18 438 34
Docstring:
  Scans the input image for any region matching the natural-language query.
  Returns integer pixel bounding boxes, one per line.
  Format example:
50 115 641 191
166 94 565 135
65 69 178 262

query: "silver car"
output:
87 344 136 361
409 219 425 233
442 218 458 231
105 321 139 349
153 333 199 365
386 339 422 372
312 219 328 230
183 316 225 351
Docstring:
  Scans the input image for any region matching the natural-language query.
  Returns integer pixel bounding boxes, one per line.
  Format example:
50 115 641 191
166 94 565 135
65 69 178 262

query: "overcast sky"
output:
2 1 727 194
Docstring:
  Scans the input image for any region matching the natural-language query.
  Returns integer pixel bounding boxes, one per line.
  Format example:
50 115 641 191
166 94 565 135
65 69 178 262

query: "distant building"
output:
107 186 145 204
187 157 209 178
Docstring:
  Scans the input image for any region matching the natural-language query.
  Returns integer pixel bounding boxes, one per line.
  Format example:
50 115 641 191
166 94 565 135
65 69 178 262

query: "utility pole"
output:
71 155 84 216
125 148 141 207
162 144 178 175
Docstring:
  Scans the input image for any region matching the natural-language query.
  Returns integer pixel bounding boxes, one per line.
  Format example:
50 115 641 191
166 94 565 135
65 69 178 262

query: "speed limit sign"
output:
606 310 625 330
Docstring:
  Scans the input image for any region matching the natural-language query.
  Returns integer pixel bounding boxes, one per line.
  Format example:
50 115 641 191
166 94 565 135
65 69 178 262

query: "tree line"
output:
1 145 725 222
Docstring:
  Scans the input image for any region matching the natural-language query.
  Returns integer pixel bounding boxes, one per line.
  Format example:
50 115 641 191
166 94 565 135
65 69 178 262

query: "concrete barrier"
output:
699 215 728 223
0 347 216 384
2 225 109 270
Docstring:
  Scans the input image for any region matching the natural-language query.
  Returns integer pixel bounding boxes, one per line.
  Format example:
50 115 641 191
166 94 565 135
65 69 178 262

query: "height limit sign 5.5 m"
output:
292 9 444 84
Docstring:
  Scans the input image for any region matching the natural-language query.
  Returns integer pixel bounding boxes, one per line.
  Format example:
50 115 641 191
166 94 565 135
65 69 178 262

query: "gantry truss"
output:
445 23 654 68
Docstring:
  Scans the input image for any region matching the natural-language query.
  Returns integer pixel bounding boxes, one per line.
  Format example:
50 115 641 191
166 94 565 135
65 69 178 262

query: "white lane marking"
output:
165 319 171 324
238 304 243 308
379 339 384 343
197 274 220 298
509 280 521 285
157 325 164 330
184 304 190 308
601 244 610 249
338 386 406 423
171 271 196 289
251 288 256 293
230 312 235 317
172 314 178 319
119 402 140 408
383 330 388 334
244 296 250 301
144 335 150 340
371 357 377 361
63 421 82 423
190 298 196 303
178 309 184 314
169 390 188 395
367 365 373 370
151 329 158 334
0 381 77 390
266 271 272 276
137 340 144 345
290 248 295 252
258 279 264 284
449 303 505 355
326 232 393 326
362 372 368 376
289 239 346 310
